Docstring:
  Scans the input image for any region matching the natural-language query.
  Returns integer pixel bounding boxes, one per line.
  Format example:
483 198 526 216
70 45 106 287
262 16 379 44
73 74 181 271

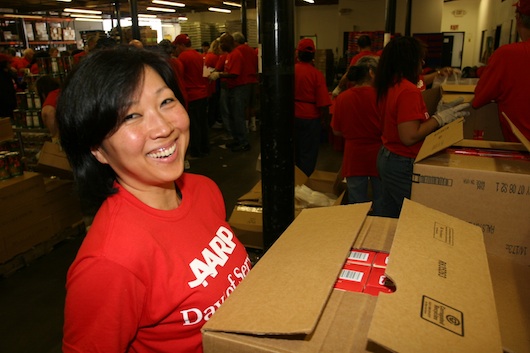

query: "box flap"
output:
441 84 476 94
502 112 530 152
415 118 464 163
488 254 530 353
203 203 371 336
367 199 503 353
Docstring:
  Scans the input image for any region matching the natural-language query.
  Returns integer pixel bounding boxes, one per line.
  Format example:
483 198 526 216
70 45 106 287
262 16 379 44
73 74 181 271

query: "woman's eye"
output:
123 113 139 121
161 98 176 106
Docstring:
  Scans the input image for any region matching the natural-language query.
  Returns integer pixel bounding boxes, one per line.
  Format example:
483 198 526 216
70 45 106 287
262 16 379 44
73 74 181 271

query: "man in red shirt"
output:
472 0 530 142
73 35 97 64
294 38 332 176
174 34 210 158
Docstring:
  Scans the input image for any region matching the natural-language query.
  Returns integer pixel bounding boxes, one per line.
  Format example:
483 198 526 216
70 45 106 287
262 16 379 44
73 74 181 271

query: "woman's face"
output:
92 65 190 192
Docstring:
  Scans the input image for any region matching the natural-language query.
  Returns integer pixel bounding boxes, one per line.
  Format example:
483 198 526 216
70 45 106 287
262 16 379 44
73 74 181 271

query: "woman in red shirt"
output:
331 55 382 215
374 37 470 218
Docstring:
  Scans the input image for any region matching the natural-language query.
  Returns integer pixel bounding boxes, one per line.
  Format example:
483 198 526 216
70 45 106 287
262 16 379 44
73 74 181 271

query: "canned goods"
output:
26 91 34 109
32 111 40 128
0 154 10 180
6 152 23 177
16 92 27 110
25 110 33 128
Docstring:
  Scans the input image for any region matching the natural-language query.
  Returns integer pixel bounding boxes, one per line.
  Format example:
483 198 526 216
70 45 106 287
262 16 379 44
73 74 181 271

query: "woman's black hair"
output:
374 36 425 103
35 75 60 102
298 51 315 63
56 45 185 215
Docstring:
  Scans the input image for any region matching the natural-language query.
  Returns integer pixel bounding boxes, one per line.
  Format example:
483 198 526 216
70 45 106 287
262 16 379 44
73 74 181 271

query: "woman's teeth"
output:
147 144 176 158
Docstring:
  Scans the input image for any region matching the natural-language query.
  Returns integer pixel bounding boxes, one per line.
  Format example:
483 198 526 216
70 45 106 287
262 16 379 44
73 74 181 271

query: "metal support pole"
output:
258 0 295 250
129 0 140 41
113 1 123 44
241 0 248 41
385 0 397 35
405 0 412 36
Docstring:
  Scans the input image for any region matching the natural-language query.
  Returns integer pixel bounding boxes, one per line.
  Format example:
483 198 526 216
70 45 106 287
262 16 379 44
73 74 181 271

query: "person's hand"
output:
209 71 220 81
433 100 471 127
436 96 465 112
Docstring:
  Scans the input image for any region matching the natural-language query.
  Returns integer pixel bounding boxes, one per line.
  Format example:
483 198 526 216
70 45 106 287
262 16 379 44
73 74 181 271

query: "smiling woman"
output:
56 45 251 353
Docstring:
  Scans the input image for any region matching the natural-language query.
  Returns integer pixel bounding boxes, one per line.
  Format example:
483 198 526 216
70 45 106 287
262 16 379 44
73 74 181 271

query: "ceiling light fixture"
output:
178 16 188 21
69 14 103 19
56 0 72 2
138 13 157 18
64 8 102 14
223 1 242 7
152 0 185 7
4 14 43 19
303 0 315 3
208 7 231 13
146 6 176 12
74 18 104 22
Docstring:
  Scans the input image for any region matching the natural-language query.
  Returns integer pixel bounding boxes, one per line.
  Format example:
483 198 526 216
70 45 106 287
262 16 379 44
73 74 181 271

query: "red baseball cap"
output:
515 0 530 16
297 38 315 53
173 33 191 46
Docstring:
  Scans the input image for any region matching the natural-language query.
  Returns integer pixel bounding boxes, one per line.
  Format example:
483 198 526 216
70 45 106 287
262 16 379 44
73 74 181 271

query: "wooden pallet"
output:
0 220 86 278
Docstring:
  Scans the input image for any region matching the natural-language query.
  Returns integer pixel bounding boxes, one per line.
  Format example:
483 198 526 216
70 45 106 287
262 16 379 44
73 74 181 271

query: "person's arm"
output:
41 105 58 138
398 118 440 146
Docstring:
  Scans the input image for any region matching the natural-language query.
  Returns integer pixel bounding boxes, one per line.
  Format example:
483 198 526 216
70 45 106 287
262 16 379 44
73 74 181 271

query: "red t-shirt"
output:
472 40 530 142
224 49 245 89
63 173 250 353
380 79 430 158
177 48 208 102
204 53 219 96
349 50 377 66
294 62 332 119
169 57 189 108
43 88 60 108
73 51 87 64
235 43 258 84
331 86 381 177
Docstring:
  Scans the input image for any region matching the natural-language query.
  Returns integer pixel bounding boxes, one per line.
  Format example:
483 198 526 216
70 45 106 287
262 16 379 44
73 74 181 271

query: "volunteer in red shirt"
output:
208 32 254 152
472 0 530 142
57 46 250 353
331 55 382 215
174 34 210 158
375 36 470 218
36 75 61 138
294 38 332 176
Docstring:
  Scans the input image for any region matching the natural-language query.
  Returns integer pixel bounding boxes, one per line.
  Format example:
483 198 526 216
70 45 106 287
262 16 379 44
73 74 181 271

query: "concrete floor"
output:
0 125 343 353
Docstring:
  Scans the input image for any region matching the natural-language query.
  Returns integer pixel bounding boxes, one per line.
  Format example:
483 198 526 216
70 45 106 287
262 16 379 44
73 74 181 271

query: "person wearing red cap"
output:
294 38 332 176
472 0 530 142
174 33 210 158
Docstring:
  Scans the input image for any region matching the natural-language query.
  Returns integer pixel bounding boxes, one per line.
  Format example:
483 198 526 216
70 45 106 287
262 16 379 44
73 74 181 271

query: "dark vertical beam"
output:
113 1 123 44
385 0 397 34
241 0 248 41
129 0 140 40
258 0 295 250
405 0 412 36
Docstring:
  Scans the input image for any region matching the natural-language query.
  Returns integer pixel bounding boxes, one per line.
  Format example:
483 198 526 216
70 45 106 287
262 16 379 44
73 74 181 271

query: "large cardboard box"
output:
411 118 530 352
0 117 14 142
36 141 73 179
202 201 503 352
43 177 83 234
229 167 345 249
422 84 503 141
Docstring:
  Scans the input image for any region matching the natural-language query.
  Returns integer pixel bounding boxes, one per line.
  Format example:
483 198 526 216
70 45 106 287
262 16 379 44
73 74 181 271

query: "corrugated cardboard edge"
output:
502 112 530 153
415 118 465 163
203 203 371 336
367 199 503 353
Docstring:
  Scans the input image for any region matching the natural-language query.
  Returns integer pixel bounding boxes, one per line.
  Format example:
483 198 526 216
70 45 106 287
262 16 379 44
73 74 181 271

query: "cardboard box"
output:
36 141 73 179
229 167 345 249
0 117 14 142
422 84 503 141
43 177 83 234
202 201 503 352
411 117 530 352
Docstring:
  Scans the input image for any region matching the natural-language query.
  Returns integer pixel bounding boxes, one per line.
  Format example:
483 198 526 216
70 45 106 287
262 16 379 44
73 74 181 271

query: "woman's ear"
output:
91 147 109 165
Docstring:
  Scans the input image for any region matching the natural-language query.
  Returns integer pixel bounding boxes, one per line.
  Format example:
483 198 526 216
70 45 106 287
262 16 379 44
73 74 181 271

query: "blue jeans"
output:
227 84 251 146
188 98 209 156
346 175 383 216
294 117 321 177
376 146 414 218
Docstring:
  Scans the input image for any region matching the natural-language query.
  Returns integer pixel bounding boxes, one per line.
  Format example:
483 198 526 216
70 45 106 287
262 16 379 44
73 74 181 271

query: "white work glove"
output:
332 85 342 97
209 71 220 81
433 100 471 127
436 96 465 112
